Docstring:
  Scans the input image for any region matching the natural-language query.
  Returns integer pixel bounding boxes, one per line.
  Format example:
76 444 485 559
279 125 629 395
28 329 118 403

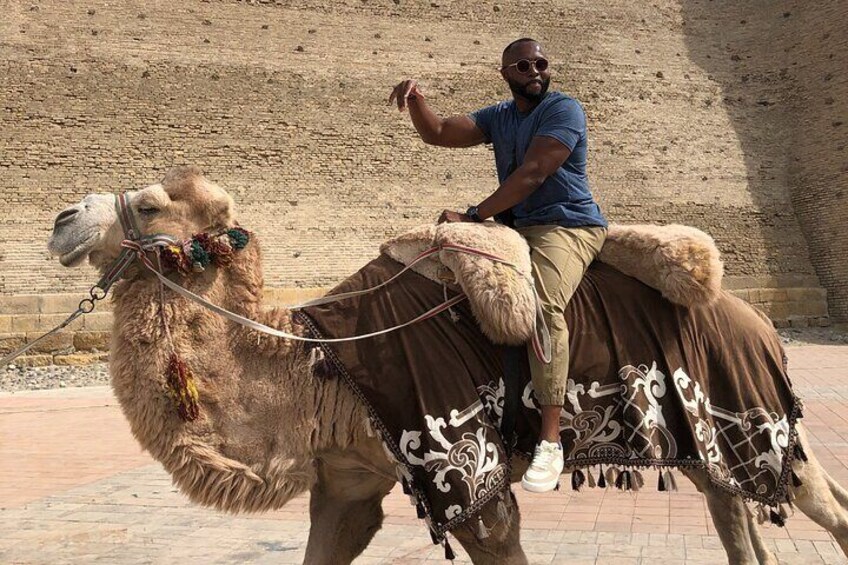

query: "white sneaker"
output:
521 440 564 493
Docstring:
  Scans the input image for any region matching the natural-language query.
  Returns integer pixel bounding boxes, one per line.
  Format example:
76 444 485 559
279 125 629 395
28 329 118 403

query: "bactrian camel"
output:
45 166 848 564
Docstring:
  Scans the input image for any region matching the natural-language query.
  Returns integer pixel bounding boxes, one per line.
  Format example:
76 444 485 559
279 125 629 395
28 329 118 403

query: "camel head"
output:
48 166 235 270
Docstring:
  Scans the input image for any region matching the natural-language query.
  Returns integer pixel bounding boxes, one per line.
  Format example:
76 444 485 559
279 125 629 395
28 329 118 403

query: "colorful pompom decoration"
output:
160 244 191 275
227 227 250 250
159 227 250 276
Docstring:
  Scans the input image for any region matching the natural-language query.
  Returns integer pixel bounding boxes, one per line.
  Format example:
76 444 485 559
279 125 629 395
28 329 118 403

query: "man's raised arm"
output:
388 79 486 148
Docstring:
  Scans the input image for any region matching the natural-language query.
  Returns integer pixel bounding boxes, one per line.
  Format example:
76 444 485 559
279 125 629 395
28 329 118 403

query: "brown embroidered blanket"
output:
298 254 801 538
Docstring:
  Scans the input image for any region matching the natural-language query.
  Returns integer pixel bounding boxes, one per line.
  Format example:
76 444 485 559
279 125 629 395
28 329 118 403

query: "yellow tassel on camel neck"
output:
165 353 200 422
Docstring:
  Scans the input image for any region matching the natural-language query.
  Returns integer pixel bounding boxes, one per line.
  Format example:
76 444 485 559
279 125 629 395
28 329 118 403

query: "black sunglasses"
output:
501 58 549 74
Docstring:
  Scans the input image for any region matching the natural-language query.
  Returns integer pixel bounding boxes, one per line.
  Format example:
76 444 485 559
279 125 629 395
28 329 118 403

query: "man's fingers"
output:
388 80 419 110
403 83 415 101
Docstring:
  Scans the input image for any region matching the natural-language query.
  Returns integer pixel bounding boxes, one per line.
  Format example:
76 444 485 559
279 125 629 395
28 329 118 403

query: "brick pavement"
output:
1 344 847 564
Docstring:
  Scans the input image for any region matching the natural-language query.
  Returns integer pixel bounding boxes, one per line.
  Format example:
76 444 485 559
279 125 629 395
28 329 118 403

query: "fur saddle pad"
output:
381 222 724 346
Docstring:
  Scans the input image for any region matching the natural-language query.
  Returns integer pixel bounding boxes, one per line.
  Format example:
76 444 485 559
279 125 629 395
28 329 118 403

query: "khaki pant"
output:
517 225 607 406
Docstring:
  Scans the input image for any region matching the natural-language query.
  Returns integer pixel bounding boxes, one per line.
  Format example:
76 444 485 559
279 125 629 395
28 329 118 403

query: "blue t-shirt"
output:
469 92 607 229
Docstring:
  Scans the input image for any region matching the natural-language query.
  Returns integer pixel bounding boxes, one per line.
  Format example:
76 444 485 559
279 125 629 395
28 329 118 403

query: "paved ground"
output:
1 344 847 564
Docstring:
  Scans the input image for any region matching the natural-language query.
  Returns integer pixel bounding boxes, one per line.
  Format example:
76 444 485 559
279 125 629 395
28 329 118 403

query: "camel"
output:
45 166 848 564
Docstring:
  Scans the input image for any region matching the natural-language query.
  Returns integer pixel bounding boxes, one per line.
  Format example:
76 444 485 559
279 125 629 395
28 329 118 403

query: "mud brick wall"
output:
0 0 843 324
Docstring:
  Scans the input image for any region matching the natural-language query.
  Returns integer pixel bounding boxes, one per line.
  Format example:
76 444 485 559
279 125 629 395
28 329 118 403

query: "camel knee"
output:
794 460 848 536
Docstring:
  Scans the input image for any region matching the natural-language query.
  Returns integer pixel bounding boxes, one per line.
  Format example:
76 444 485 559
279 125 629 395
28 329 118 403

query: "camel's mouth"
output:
48 230 100 268
59 235 99 267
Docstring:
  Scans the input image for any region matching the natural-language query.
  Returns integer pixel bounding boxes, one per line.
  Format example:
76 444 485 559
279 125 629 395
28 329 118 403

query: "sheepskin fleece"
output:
381 222 535 345
382 221 724 345
599 223 724 308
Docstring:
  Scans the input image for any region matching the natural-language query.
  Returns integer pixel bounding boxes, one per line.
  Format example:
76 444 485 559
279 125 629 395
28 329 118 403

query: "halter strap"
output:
116 192 141 241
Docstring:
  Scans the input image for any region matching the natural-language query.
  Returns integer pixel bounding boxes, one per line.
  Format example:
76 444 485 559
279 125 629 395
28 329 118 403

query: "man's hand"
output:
388 79 424 112
437 209 471 224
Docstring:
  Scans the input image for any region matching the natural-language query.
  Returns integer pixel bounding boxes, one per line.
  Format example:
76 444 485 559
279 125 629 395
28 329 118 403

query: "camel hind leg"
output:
681 467 777 565
824 471 848 510
790 425 848 556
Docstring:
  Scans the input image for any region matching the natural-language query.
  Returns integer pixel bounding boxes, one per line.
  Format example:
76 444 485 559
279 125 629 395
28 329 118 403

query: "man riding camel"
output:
389 38 608 493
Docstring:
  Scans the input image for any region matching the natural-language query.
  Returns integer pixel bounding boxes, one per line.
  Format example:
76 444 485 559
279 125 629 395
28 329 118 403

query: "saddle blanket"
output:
297 253 802 537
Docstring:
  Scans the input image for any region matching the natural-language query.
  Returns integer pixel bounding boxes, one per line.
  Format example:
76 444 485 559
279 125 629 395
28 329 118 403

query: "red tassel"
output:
165 353 199 421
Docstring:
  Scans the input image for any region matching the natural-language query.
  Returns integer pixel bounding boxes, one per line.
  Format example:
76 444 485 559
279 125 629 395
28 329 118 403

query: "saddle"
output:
301 222 796 539
381 221 725 346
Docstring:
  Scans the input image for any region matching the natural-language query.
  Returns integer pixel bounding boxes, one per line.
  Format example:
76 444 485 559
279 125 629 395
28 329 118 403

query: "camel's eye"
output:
138 206 160 216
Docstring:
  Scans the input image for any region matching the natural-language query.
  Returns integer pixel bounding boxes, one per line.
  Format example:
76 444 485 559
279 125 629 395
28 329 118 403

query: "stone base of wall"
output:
724 275 830 329
1 281 830 366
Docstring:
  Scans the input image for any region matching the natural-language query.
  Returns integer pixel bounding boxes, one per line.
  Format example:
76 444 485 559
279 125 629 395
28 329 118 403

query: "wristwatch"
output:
465 205 484 223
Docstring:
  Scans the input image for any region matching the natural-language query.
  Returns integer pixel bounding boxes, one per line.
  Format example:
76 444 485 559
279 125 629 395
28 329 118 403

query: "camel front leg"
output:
743 508 780 565
682 468 770 565
449 489 528 565
304 456 395 565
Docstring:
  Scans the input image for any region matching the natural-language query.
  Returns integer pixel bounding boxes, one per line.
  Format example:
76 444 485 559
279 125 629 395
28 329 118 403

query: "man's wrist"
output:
465 205 484 222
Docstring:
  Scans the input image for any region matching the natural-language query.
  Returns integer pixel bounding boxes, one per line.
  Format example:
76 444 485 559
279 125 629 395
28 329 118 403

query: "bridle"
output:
2 194 551 365
0 193 177 365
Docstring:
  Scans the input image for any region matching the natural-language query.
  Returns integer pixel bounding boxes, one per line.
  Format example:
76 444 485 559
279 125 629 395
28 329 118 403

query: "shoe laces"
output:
530 443 560 470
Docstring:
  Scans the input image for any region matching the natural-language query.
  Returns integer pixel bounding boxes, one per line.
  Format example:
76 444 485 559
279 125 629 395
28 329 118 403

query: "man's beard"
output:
507 77 550 103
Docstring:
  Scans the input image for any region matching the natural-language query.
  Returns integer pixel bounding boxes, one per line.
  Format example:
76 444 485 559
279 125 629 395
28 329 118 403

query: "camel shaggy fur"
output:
47 167 848 564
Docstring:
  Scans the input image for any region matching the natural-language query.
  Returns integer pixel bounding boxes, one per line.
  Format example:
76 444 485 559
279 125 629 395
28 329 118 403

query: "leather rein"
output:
2 194 551 366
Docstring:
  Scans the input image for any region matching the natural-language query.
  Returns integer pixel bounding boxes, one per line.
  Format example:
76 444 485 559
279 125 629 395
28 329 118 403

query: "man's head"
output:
500 38 551 104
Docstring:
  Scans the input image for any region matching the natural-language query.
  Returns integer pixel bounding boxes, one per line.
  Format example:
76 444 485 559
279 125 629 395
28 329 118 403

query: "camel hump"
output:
380 222 724 345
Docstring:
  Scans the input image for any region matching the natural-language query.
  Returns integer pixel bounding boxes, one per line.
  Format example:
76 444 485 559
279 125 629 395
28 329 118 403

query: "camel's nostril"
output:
54 208 79 227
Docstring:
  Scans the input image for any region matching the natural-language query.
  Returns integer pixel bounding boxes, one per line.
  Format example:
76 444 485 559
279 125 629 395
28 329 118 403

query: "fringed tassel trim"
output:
443 538 456 561
563 465 678 493
664 470 678 491
571 469 586 491
476 516 490 540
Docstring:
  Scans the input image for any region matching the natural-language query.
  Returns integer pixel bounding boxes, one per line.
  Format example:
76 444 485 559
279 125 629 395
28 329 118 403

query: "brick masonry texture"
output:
0 1 844 319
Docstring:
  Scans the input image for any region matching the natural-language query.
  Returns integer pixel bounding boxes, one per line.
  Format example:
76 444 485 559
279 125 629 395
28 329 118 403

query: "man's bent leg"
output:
518 225 607 493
